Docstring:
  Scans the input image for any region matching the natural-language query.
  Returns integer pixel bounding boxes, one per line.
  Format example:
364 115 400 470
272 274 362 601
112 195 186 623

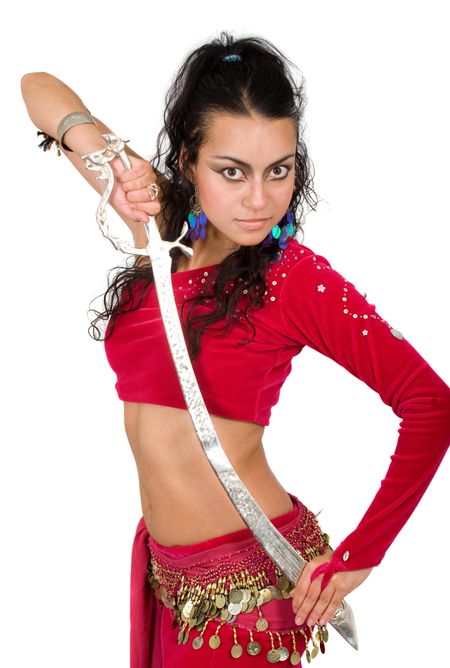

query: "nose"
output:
242 178 269 211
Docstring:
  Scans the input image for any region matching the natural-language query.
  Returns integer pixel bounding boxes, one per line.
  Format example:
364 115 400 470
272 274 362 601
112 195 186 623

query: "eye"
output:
221 165 291 181
271 165 290 178
221 167 244 180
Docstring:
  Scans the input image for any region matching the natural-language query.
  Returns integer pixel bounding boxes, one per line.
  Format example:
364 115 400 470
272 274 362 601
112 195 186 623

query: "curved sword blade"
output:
143 217 358 650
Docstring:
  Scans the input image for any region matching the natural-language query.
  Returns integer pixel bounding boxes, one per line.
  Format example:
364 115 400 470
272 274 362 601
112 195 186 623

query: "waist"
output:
146 492 332 660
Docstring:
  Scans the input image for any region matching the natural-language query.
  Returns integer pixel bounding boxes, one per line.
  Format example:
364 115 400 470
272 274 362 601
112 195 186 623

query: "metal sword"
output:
82 136 358 650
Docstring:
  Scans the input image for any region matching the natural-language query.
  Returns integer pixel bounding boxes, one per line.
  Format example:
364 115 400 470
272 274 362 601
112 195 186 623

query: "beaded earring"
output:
185 184 207 241
262 210 295 250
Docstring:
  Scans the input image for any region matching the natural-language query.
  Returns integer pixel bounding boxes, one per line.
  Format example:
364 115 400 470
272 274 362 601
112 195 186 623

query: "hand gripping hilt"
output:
81 133 193 260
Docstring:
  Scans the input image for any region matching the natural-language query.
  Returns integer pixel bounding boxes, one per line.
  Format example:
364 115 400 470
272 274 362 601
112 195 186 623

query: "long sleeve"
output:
278 250 450 589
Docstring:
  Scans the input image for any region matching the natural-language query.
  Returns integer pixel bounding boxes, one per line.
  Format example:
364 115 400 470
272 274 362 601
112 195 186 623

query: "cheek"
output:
200 177 230 206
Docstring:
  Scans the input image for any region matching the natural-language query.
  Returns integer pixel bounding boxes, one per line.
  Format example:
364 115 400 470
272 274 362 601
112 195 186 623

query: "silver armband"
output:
56 111 96 152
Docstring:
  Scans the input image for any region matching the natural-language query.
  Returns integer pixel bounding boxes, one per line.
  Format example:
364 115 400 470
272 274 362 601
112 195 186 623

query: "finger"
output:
292 579 323 626
304 586 335 626
121 172 155 190
129 200 161 216
290 563 322 611
317 592 343 626
126 187 160 204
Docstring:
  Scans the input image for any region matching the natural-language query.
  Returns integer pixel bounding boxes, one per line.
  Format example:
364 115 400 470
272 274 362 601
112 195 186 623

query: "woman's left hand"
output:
289 549 373 627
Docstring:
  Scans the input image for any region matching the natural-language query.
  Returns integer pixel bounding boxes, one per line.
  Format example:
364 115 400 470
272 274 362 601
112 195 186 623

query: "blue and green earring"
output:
262 210 295 250
185 185 207 241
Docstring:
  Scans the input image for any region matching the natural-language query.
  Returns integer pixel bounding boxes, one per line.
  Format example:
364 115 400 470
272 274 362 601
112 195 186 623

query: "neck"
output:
179 236 239 270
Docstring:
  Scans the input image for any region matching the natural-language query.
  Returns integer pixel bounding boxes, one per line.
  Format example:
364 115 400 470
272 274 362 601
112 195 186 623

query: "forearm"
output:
22 72 162 248
20 71 107 154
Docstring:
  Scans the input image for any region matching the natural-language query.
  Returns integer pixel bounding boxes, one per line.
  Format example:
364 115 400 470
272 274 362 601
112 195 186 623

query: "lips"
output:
237 218 270 222
236 218 270 230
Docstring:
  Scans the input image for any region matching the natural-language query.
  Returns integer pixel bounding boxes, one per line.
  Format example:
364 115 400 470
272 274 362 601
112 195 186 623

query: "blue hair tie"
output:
222 54 242 62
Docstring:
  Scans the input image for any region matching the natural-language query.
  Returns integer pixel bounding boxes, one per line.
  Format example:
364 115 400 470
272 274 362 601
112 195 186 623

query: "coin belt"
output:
146 506 332 664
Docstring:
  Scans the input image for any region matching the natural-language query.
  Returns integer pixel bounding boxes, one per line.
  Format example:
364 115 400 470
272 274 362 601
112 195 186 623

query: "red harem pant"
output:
130 492 331 667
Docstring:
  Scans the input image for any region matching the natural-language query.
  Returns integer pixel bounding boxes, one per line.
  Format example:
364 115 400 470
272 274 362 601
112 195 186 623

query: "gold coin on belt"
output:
221 609 230 621
247 596 256 612
215 593 226 608
177 628 184 645
267 648 281 663
240 601 249 613
242 588 252 603
277 576 290 591
272 586 284 601
201 600 210 613
228 602 242 615
182 628 190 645
311 646 319 659
246 640 262 656
256 617 268 631
251 585 260 598
209 634 221 649
290 649 301 665
231 644 243 658
279 646 290 660
229 588 244 604
259 587 272 603
192 636 204 650
322 627 329 642
182 600 194 618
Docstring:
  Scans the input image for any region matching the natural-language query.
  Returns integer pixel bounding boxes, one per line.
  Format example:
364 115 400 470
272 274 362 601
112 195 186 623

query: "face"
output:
186 112 297 256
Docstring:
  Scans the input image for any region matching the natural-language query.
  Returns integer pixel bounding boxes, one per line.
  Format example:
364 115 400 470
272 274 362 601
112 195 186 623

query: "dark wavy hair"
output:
88 31 319 358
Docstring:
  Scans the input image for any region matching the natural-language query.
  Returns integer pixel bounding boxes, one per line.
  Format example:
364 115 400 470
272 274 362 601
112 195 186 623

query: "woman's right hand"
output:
109 154 162 224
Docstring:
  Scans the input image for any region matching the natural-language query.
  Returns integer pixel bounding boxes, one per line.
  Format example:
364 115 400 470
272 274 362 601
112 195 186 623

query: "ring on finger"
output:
146 182 159 201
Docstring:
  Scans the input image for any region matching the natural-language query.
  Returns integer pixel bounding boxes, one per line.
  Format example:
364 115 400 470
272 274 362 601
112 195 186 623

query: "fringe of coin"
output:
147 507 331 664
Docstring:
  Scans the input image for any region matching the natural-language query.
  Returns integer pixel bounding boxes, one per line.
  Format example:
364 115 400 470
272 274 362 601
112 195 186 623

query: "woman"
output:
21 32 450 667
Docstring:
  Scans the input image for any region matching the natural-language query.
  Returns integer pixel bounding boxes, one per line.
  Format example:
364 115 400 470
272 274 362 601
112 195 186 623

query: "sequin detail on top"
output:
104 236 407 425
304 253 405 340
172 243 309 312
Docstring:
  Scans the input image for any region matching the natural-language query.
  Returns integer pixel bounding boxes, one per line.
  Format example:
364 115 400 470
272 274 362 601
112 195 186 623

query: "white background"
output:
2 1 449 666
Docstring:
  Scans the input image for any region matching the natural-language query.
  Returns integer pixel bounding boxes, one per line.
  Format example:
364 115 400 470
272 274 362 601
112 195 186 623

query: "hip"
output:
146 492 332 665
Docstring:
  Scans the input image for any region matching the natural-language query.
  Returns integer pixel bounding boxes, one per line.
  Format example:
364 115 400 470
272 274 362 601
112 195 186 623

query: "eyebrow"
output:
210 153 296 168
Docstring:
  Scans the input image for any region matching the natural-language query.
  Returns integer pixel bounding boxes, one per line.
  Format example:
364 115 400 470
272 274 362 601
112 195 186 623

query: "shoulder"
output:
268 237 333 291
274 237 377 329
276 237 363 294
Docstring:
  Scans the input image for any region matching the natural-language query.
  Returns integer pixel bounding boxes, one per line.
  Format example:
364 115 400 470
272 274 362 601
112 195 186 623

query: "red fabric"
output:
130 493 315 667
113 238 450 656
104 239 326 426
276 251 450 584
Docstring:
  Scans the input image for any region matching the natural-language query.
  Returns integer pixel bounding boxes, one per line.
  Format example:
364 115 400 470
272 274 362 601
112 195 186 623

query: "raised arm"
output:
20 72 164 251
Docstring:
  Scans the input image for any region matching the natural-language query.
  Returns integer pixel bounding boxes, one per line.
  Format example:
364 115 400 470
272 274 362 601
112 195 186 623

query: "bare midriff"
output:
123 401 294 547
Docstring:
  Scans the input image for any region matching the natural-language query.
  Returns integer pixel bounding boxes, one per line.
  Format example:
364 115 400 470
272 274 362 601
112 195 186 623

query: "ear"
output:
179 147 195 185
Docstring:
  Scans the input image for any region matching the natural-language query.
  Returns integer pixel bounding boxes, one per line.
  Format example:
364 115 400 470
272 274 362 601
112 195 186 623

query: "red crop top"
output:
104 237 450 583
